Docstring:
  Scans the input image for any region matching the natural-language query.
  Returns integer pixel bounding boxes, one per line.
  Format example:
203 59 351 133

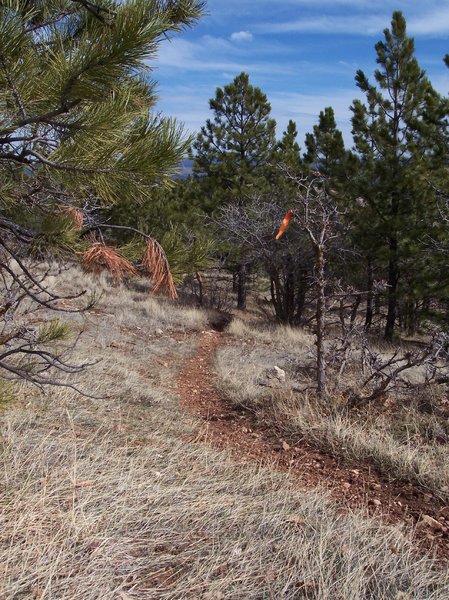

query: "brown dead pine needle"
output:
81 243 138 284
64 207 84 230
142 239 178 300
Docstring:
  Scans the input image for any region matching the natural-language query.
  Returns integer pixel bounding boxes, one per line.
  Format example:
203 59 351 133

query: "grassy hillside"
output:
1 267 449 599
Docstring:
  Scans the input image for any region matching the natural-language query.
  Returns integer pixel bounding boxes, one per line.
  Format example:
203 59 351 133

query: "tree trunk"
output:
384 235 399 341
285 254 294 324
232 270 238 293
364 256 373 331
315 245 326 397
270 271 284 322
294 268 308 325
237 263 247 310
350 295 361 327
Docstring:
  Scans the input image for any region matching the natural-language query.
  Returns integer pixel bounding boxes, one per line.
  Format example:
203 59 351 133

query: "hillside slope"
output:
1 268 449 599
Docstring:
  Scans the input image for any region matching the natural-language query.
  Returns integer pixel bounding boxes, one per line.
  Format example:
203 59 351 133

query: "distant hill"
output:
175 158 193 179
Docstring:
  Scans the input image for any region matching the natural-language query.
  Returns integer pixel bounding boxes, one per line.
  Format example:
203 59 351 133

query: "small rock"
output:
421 514 445 532
266 366 286 382
371 483 381 490
369 498 382 507
286 514 305 525
155 328 163 335
282 440 291 451
342 482 351 490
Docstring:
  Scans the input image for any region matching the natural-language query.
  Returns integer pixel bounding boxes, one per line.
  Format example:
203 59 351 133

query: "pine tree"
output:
1 0 204 212
192 72 277 309
271 119 303 195
303 107 346 177
193 72 276 205
274 120 302 171
0 0 204 389
350 11 447 340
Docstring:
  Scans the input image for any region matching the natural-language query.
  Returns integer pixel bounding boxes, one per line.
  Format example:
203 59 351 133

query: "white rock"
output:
266 366 286 382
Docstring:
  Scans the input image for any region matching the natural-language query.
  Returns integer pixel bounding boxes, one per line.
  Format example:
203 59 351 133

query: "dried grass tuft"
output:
2 265 449 598
142 239 177 300
81 243 137 284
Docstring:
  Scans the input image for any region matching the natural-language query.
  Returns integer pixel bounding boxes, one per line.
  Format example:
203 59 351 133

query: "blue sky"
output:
153 0 449 148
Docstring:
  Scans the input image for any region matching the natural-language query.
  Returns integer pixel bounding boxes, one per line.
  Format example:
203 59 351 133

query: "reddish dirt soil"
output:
175 330 449 560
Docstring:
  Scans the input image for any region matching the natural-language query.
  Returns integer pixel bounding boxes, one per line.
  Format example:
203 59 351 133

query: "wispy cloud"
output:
256 6 449 37
256 14 388 35
407 7 449 36
157 84 365 148
270 88 364 146
153 37 294 75
230 31 254 42
206 0 381 17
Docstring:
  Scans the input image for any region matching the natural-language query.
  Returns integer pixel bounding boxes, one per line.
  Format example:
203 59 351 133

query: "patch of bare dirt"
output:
175 330 449 560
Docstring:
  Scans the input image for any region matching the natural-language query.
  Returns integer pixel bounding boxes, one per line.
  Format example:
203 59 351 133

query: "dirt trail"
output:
175 330 449 560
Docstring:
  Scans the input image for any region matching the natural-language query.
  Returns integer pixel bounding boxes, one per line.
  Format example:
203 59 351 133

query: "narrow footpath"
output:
175 330 449 560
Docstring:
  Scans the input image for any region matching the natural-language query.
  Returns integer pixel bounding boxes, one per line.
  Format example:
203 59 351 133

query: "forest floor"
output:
2 267 449 599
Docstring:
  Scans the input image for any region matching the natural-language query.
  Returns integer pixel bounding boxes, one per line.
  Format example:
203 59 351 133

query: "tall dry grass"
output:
1 267 449 598
215 339 449 502
2 398 449 599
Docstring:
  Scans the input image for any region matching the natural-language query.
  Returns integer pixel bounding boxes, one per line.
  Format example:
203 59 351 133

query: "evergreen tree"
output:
1 0 204 213
274 119 302 172
303 107 346 177
192 72 277 309
0 0 204 388
350 11 447 340
271 119 303 196
192 72 276 207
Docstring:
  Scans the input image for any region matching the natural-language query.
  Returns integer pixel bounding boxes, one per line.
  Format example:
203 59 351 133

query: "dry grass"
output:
45 265 208 335
215 341 449 502
228 318 314 350
3 406 449 600
2 267 449 598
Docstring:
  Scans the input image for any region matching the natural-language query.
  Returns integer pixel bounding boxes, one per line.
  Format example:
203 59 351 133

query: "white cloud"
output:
257 14 388 35
256 6 449 37
408 7 449 36
269 88 365 146
230 30 254 42
156 85 365 148
153 37 294 75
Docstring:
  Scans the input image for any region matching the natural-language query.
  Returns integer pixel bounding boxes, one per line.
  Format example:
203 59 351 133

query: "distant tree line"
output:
157 11 448 342
1 3 448 397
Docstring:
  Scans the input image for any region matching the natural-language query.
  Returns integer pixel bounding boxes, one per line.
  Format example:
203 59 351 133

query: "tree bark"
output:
237 262 247 310
315 245 326 397
364 256 373 331
385 235 399 341
294 268 308 325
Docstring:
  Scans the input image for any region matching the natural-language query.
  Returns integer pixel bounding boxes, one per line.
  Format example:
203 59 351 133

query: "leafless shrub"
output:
216 200 314 324
0 240 96 395
180 268 235 311
346 332 449 407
